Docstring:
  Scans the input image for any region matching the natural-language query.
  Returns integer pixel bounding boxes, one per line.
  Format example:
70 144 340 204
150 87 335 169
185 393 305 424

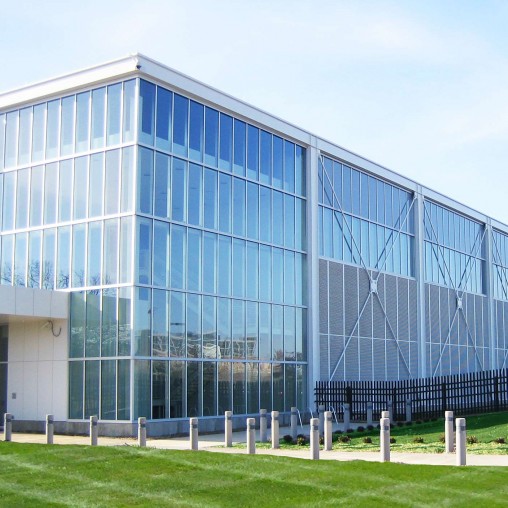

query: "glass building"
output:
0 54 506 434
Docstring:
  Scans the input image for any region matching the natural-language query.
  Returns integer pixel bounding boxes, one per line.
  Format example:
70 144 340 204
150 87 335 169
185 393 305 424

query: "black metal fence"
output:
315 369 508 422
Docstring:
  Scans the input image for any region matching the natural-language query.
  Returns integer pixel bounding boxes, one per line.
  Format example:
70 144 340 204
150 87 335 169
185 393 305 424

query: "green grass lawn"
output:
0 442 507 507
246 412 508 454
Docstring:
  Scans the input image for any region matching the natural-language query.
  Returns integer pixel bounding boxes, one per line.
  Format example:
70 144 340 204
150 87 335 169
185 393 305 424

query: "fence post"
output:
380 417 390 462
310 418 320 460
247 418 256 454
343 403 351 432
190 417 198 451
405 399 412 423
90 415 98 446
494 376 499 412
441 383 447 414
324 411 332 451
138 417 147 447
318 405 325 436
456 417 466 466
366 401 373 426
445 411 454 453
46 414 54 445
4 413 13 442
225 411 233 447
271 411 279 449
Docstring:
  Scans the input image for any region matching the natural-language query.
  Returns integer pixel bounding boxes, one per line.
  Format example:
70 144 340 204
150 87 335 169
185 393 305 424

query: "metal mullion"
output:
459 308 484 369
457 227 486 296
432 306 459 377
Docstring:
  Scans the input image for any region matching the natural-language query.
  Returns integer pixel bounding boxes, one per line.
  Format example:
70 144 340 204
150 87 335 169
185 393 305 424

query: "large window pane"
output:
272 135 283 189
272 191 283 246
259 186 271 243
203 362 217 416
18 107 32 165
28 230 41 288
233 119 246 176
134 287 151 357
203 232 217 293
118 287 132 357
188 163 202 226
259 245 271 301
42 228 56 289
14 233 27 286
173 94 188 156
0 235 13 285
156 86 172 151
152 290 169 357
138 147 154 215
154 152 171 219
204 108 219 167
60 96 75 156
202 296 217 360
72 224 86 287
203 168 217 230
133 360 150 419
123 80 136 143
187 293 202 359
260 130 271 185
283 141 295 193
101 289 117 357
85 291 101 357
247 125 259 180
170 224 186 290
57 226 70 288
139 80 155 146
170 360 185 417
46 101 59 160
295 145 305 196
272 248 284 303
153 220 170 287
218 173 231 233
189 100 204 162
232 177 245 237
120 216 133 284
73 157 88 220
232 239 245 298
2 171 15 230
15 168 29 229
172 157 186 222
69 361 84 419
152 361 169 418
103 219 118 285
107 83 122 145
187 228 201 292
218 235 231 296
170 292 186 358
44 163 58 224
104 150 120 215
58 160 73 223
32 104 46 162
218 362 231 413
121 146 135 213
89 153 104 218
246 182 258 240
91 88 106 149
101 360 116 420
137 217 152 285
246 241 258 300
76 91 90 152
219 113 233 171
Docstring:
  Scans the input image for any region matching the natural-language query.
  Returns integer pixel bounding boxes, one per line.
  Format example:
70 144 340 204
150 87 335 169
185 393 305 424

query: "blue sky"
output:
2 0 508 223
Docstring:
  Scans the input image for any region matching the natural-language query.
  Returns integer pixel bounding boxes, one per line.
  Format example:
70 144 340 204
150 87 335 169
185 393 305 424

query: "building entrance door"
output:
0 326 8 419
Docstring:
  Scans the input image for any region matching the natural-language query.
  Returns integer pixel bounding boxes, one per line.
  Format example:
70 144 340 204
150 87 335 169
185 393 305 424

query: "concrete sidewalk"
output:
4 427 508 467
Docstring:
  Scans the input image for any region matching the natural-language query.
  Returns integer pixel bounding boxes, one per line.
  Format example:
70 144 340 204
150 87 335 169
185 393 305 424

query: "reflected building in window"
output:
0 54 506 435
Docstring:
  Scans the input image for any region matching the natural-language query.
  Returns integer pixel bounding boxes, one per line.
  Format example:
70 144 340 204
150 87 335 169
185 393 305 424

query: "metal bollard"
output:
456 417 466 466
324 411 332 451
343 403 351 432
190 417 198 451
367 401 373 426
445 411 454 453
225 411 233 447
380 417 390 462
310 418 320 460
4 413 13 442
405 399 412 423
271 411 280 449
138 417 147 447
90 415 98 446
46 414 54 445
291 407 298 441
318 405 325 436
247 418 256 454
381 410 390 424
259 409 267 443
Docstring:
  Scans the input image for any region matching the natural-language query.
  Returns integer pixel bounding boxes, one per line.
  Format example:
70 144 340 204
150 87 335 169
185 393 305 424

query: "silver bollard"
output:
138 417 147 447
291 407 298 440
310 417 320 460
405 399 412 423
190 417 198 451
445 411 454 453
46 414 54 445
271 411 280 449
456 417 466 466
225 411 233 447
318 405 325 436
324 411 332 451
90 415 98 446
247 418 256 454
381 410 390 423
380 417 390 462
4 413 13 442
367 402 373 426
259 409 267 443
343 403 351 432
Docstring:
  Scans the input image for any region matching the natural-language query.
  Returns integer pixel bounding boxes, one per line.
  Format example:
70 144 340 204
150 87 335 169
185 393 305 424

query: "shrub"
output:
390 437 397 444
296 436 307 446
363 436 372 444
333 430 343 435
319 436 324 446
356 426 365 432
297 433 306 439
283 434 293 444
413 436 424 444
396 421 404 427
467 435 479 445
366 425 374 431
339 435 351 443
493 437 506 444
405 421 413 426
415 419 423 425
376 424 381 430
346 428 354 434
439 433 446 444
332 433 340 443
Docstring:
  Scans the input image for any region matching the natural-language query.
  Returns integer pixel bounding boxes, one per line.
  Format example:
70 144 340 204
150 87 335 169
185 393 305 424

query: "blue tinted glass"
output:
0 235 13 284
219 114 233 171
57 226 70 289
283 141 295 193
2 171 15 230
153 220 170 287
44 163 58 224
376 179 385 224
203 168 217 229
106 84 122 146
60 97 75 157
342 166 351 213
103 219 118 285
188 163 202 226
232 239 245 298
15 169 29 229
42 228 56 289
259 186 271 243
187 228 201 291
32 104 45 162
123 80 136 143
203 232 217 293
156 87 172 151
295 146 305 196
247 125 259 180
232 178 245 237
259 245 271 301
218 173 231 233
272 136 283 189
246 241 258 300
138 148 153 215
246 182 258 240
137 218 152 285
173 94 188 156
172 158 186 222
272 191 284 246
258 303 271 360
139 80 155 145
57 160 72 223
154 152 170 218
259 130 271 185
284 194 295 249
189 101 204 162
73 157 88 220
295 198 305 251
284 250 295 305
218 235 231 296
87 221 102 286
72 224 86 287
89 153 104 218
205 108 219 167
46 101 60 159
352 169 360 216
171 224 186 290
233 119 246 175
14 233 27 286
18 107 31 165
